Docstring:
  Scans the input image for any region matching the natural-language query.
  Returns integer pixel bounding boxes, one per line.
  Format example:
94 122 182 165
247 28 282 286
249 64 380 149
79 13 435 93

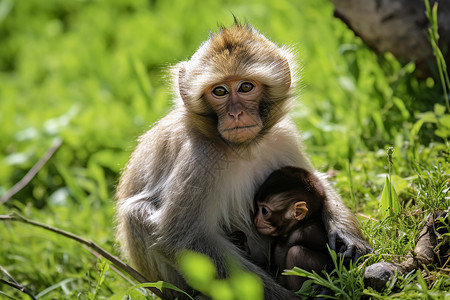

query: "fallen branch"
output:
0 212 164 298
0 279 37 300
364 210 450 291
0 266 37 300
1 138 62 204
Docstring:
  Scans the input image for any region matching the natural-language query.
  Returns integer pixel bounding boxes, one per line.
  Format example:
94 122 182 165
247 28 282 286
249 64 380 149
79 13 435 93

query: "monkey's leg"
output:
283 245 330 292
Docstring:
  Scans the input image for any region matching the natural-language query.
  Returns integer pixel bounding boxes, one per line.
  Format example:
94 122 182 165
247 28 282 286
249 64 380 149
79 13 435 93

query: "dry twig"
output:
1 138 63 204
0 266 37 300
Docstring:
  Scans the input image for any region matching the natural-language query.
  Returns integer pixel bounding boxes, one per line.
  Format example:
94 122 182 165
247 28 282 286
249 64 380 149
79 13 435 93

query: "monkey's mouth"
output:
221 124 262 144
256 226 274 236
223 125 259 131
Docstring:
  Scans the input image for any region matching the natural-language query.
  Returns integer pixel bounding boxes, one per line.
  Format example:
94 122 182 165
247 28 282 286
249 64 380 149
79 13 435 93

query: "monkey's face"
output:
254 202 277 236
254 193 308 237
254 201 297 237
176 25 295 144
205 78 264 144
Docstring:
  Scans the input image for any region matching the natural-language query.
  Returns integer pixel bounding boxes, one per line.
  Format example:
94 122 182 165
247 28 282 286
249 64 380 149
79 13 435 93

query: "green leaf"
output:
393 97 410 119
411 118 425 138
230 271 263 300
432 2 439 36
209 280 234 300
96 260 109 287
425 0 432 20
90 260 109 300
35 278 77 299
283 267 312 277
435 128 450 140
419 111 438 123
439 114 450 128
178 251 217 291
434 103 446 116
295 280 314 295
416 270 429 292
380 175 401 218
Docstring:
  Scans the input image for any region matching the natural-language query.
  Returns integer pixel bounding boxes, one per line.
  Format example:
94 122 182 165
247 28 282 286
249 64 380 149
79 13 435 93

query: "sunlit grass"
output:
0 0 449 299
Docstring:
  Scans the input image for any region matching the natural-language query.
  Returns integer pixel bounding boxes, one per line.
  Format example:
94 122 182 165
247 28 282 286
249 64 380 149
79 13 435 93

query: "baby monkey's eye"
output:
238 82 254 93
261 206 269 216
212 86 229 97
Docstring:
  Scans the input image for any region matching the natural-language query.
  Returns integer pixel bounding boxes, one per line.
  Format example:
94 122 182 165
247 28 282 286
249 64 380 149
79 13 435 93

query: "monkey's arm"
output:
316 172 372 262
278 125 372 262
268 123 372 261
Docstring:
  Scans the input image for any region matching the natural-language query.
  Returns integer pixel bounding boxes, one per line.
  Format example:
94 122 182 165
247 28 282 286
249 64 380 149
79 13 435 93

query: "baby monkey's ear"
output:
293 201 308 220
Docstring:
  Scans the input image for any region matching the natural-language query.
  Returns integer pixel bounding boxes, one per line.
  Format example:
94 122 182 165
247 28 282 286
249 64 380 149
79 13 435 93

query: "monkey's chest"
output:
213 133 306 231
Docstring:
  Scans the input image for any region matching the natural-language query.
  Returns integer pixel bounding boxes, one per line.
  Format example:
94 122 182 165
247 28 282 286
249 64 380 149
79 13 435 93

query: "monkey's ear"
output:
177 62 189 103
280 57 291 91
293 201 308 220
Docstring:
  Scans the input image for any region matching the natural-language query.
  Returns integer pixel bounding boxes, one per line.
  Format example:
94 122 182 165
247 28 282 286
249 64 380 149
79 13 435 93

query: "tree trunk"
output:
330 0 450 75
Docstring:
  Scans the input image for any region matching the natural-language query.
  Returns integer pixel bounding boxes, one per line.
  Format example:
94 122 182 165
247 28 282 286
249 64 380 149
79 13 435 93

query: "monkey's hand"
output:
328 229 372 263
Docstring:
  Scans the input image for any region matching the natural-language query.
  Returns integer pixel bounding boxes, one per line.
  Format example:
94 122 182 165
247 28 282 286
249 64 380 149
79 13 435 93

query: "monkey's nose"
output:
228 110 243 120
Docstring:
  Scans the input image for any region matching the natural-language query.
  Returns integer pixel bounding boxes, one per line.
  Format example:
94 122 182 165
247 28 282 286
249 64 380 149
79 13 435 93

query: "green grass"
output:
1 0 449 299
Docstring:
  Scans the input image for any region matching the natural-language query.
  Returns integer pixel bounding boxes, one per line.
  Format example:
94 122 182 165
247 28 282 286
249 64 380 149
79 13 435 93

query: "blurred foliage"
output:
0 0 449 299
179 251 263 300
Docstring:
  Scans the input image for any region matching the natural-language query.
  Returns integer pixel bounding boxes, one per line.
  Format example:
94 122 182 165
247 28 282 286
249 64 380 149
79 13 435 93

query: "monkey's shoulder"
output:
140 108 188 140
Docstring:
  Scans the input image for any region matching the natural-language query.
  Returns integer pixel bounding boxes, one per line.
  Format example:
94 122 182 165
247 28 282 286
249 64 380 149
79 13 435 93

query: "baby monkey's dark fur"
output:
254 167 333 291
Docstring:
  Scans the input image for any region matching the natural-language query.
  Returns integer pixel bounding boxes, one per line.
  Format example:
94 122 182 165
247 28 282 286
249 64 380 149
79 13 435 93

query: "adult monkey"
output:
116 23 371 299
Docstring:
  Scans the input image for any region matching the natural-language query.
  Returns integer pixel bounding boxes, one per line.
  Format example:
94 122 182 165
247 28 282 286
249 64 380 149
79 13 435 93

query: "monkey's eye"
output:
261 206 269 216
238 82 254 93
212 86 229 97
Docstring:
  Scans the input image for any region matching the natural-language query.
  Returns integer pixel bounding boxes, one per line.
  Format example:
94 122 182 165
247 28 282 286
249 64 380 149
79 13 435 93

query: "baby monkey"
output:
254 166 332 291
